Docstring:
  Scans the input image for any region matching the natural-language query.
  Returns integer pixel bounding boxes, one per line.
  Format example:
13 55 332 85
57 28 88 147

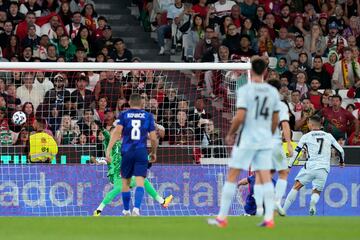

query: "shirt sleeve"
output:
272 88 281 113
236 86 247 109
117 112 124 126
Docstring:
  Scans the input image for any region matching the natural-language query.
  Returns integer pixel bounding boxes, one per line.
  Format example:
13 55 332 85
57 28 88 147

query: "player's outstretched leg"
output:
208 168 240 228
309 190 320 216
143 179 173 208
94 178 122 216
283 180 303 214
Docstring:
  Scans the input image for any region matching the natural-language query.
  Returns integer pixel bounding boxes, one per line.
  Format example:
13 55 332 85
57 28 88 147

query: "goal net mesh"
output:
0 62 250 216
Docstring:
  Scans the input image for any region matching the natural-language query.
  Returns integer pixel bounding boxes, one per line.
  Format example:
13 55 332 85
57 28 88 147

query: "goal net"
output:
0 62 251 216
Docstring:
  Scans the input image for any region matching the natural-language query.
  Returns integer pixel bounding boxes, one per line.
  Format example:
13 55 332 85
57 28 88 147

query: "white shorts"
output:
229 147 273 171
272 142 288 171
295 168 328 192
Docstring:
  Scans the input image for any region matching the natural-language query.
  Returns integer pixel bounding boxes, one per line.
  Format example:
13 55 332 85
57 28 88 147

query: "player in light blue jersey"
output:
106 93 158 216
208 58 280 228
283 115 345 215
267 79 293 216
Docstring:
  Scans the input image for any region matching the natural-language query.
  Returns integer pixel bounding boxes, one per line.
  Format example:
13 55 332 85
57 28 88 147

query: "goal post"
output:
0 61 251 216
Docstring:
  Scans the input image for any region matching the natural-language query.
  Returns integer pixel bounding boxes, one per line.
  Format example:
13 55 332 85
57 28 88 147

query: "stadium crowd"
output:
0 0 359 163
136 0 360 145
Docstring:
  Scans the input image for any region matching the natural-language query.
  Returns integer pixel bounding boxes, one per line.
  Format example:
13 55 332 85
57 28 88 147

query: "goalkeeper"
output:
94 129 173 216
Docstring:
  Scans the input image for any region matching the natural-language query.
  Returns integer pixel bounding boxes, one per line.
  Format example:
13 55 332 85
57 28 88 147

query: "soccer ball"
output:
12 111 27 125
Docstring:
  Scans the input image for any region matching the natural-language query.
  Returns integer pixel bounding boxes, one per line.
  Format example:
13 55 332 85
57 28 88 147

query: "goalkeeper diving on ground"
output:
93 128 173 216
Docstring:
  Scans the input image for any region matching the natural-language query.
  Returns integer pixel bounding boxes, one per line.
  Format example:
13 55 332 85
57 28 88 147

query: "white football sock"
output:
97 203 106 211
263 182 275 222
218 181 237 220
310 193 320 209
254 184 264 213
156 195 165 204
283 188 298 212
275 179 287 203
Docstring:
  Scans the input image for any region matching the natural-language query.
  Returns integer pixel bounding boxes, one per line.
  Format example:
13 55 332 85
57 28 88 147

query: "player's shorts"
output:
295 167 328 192
229 147 273 171
121 148 148 179
272 141 288 171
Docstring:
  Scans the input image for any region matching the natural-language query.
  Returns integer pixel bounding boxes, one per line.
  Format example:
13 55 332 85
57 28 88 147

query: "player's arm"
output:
106 125 123 163
288 136 305 168
148 130 158 163
331 135 345 167
226 108 246 145
281 121 293 157
271 111 279 134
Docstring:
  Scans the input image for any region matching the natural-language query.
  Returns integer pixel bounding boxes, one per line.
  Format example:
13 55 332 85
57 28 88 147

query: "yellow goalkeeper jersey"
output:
29 132 58 163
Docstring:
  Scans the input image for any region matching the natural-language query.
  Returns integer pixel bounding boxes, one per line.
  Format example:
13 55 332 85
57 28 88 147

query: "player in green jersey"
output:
93 129 173 216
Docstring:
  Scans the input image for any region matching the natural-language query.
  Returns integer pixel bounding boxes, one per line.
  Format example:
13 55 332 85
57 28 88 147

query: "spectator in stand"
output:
295 98 316 134
93 96 107 123
218 16 233 37
347 78 360 108
332 47 360 89
21 24 40 49
7 2 25 26
194 26 215 62
201 36 221 62
65 11 83 40
234 34 256 58
304 77 323 111
200 119 226 158
72 26 94 57
15 12 41 42
109 38 133 62
55 115 80 144
103 109 115 131
94 71 123 109
81 3 97 33
182 14 205 61
239 0 257 19
94 25 113 53
15 127 30 146
276 4 292 28
73 47 88 62
51 25 66 45
347 35 357 49
0 106 12 145
343 16 360 39
264 13 277 41
47 104 61 133
34 71 54 94
346 104 356 113
35 35 50 60
40 15 60 40
344 0 360 18
58 1 73 26
43 73 70 106
254 26 273 56
275 57 288 75
2 35 21 60
22 101 36 129
57 35 76 62
169 110 193 145
286 35 311 66
240 18 256 44
222 23 240 56
289 71 309 99
214 0 236 18
323 50 339 77
77 108 94 136
42 0 59 16
70 0 95 13
20 0 42 17
304 23 327 57
192 0 208 18
5 84 21 109
252 5 265 30
0 21 13 49
324 21 347 57
93 16 107 39
43 44 58 62
188 97 210 127
308 55 332 89
321 95 359 140
157 0 184 55
71 73 94 110
19 45 34 62
16 72 44 110
274 27 292 58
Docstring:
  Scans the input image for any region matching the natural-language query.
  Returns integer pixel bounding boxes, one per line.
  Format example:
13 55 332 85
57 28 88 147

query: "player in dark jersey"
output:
106 93 158 216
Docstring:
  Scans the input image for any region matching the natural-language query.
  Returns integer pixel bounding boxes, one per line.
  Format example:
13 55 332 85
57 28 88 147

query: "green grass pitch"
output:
0 217 359 240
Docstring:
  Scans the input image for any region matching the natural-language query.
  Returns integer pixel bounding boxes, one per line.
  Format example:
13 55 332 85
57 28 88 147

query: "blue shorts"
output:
121 148 148 179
